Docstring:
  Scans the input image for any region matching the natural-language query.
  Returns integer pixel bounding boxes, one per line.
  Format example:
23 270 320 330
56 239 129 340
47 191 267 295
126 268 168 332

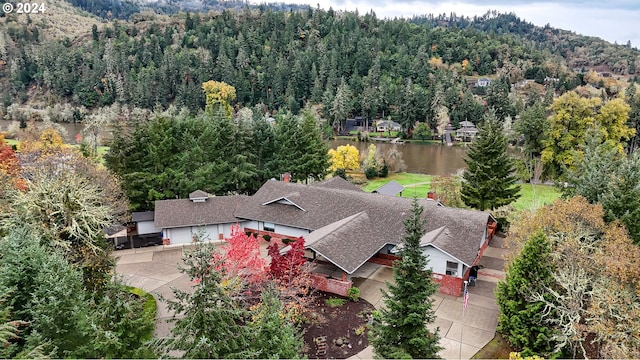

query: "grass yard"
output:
512 183 561 211
362 172 432 198
362 173 561 209
4 139 19 146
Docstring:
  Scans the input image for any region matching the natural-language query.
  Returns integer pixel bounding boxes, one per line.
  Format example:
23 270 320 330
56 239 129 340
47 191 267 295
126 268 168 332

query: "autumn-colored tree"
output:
542 91 634 178
328 144 360 172
429 175 464 208
202 80 236 118
542 92 599 177
212 225 267 288
506 197 640 358
267 238 314 321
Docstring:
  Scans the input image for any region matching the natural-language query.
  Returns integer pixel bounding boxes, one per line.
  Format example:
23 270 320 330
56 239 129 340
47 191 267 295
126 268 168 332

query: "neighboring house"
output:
375 120 402 132
476 77 492 87
345 116 373 133
456 121 479 141
154 190 249 245
152 177 496 296
372 180 405 196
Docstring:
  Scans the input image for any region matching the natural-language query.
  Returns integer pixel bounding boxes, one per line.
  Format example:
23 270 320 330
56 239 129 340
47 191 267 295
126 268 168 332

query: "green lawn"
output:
362 173 561 210
4 139 19 146
362 173 432 198
512 183 561 211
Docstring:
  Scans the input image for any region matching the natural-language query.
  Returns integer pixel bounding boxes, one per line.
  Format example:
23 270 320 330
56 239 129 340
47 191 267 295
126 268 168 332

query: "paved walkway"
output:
114 234 509 359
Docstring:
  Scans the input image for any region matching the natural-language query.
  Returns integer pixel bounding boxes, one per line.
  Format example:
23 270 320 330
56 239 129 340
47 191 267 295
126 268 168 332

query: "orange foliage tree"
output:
211 225 267 290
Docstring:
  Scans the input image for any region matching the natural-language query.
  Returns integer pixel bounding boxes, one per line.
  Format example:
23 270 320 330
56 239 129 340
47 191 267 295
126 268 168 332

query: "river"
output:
328 140 468 175
1 120 470 176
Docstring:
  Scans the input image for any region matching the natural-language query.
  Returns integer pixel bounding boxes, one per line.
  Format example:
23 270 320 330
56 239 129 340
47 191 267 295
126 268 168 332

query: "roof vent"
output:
188 190 209 202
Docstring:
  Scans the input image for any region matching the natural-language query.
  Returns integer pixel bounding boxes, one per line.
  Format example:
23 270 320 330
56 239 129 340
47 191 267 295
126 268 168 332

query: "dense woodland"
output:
2 3 638 132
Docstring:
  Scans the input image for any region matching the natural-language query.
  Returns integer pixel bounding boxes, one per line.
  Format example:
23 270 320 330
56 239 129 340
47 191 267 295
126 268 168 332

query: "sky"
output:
255 0 640 49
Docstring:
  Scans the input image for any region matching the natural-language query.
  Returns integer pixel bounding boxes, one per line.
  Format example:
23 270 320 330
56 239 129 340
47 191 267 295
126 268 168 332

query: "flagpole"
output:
459 280 468 360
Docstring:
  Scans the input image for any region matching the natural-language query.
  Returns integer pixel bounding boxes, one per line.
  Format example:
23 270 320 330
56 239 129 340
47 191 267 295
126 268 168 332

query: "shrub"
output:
325 297 347 308
262 234 272 242
282 238 295 244
334 168 347 179
347 287 360 302
378 162 389 178
365 166 378 179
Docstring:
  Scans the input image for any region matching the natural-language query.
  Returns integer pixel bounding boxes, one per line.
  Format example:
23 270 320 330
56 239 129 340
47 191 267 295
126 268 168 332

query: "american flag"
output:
463 288 469 309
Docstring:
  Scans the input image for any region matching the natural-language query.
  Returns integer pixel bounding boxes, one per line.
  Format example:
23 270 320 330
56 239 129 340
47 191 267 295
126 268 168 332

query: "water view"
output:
328 139 468 175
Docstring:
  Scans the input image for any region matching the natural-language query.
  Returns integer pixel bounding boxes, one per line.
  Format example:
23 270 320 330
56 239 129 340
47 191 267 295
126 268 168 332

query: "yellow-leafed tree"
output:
202 80 236 118
328 144 360 172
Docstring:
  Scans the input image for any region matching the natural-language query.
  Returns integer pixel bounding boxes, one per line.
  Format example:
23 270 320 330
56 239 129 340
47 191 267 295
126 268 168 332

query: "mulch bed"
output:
301 291 376 359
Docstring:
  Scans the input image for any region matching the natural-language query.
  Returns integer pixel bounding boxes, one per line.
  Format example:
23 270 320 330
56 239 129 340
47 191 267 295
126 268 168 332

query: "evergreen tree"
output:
369 199 442 359
295 108 330 183
152 242 252 359
495 231 558 357
461 111 521 210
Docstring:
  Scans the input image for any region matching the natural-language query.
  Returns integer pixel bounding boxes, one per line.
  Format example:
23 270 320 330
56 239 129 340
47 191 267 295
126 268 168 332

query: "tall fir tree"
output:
152 242 252 359
369 199 442 359
461 111 521 210
495 231 558 357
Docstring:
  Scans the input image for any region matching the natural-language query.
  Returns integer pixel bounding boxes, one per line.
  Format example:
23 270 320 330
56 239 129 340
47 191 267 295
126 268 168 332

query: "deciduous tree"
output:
328 144 360 172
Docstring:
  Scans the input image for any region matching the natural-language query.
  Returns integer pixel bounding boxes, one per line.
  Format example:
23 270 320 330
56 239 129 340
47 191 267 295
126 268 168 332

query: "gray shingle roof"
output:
311 176 364 192
155 195 248 228
131 211 154 222
235 180 490 273
373 180 405 196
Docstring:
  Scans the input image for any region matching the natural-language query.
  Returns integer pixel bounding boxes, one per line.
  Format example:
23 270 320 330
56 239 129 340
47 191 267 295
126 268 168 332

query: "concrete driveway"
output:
349 234 507 359
114 235 508 359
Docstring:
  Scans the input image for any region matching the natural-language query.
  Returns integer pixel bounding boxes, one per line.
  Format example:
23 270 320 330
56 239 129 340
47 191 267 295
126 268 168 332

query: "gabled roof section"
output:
311 176 363 192
155 195 248 228
262 192 306 211
305 212 390 274
373 180 405 196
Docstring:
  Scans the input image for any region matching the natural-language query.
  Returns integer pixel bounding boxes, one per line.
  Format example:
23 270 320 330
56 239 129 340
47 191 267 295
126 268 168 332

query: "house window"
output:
446 261 458 276
263 222 275 232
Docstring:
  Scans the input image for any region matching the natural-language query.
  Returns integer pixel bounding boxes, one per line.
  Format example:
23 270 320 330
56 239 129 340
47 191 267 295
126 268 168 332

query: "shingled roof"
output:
131 211 154 222
311 176 364 192
235 180 491 273
155 195 248 228
373 180 405 196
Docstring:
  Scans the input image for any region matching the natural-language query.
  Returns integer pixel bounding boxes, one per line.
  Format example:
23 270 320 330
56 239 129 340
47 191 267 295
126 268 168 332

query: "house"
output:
152 178 496 296
476 77 492 87
455 121 479 141
345 116 373 133
154 190 249 244
376 120 402 132
372 180 405 196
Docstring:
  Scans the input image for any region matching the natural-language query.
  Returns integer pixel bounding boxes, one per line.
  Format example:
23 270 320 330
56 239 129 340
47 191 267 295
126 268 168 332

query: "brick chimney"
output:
427 191 437 200
282 172 291 183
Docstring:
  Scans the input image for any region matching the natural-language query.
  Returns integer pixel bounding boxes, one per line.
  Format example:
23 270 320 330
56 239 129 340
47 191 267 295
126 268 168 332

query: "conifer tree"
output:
461 111 521 210
152 242 251 359
495 231 558 357
369 199 442 359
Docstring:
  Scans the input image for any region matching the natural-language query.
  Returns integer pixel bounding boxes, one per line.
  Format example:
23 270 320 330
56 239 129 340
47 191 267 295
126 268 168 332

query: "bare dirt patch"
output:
301 291 375 359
